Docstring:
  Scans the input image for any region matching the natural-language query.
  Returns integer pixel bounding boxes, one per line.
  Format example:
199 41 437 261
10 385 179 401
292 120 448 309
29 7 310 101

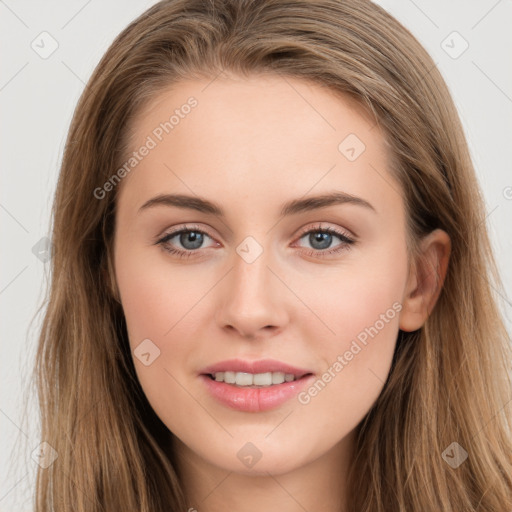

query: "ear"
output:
399 229 451 332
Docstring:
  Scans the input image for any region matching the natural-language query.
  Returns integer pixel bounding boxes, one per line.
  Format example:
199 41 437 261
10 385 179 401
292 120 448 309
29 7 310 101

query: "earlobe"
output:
399 229 451 332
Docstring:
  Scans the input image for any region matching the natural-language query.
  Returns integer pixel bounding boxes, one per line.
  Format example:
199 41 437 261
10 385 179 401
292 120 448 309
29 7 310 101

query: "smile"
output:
209 371 299 387
201 372 315 412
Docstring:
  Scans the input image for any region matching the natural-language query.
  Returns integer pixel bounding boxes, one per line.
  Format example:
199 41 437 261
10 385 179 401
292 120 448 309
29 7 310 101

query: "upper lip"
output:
200 358 313 378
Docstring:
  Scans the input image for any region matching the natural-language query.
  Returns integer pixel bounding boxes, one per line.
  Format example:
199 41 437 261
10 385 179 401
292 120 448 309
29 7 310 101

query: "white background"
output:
1 1 511 510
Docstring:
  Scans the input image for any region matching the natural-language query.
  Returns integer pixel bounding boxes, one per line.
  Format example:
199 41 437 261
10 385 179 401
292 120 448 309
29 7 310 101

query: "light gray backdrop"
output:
1 1 511 510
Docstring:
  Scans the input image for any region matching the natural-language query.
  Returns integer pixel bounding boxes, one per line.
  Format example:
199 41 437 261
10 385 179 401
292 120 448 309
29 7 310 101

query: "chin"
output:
197 434 314 476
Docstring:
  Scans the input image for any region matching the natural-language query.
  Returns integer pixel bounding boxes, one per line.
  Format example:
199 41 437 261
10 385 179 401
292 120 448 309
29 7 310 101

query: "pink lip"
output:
199 358 315 412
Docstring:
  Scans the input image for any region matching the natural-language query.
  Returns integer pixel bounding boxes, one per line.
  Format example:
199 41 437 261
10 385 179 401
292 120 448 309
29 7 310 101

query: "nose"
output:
215 246 289 340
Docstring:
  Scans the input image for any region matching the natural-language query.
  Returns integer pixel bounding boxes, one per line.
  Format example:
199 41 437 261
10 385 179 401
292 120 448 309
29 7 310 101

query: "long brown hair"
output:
33 0 512 510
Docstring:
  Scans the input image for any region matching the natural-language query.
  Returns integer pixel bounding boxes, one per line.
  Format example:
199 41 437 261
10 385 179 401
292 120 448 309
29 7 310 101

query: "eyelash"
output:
155 223 356 259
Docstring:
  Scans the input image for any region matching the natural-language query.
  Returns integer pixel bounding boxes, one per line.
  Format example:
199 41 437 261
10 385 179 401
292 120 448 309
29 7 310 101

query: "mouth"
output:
199 358 314 386
199 358 315 412
204 371 312 388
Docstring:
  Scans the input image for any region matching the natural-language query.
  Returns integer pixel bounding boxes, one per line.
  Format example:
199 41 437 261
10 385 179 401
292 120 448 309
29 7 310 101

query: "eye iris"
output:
310 232 332 250
180 231 203 250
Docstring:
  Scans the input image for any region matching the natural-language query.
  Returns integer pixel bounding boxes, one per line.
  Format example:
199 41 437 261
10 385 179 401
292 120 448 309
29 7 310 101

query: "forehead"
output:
116 73 402 220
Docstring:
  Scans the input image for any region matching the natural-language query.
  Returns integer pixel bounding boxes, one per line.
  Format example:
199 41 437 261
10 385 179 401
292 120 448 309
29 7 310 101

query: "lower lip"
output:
200 374 315 412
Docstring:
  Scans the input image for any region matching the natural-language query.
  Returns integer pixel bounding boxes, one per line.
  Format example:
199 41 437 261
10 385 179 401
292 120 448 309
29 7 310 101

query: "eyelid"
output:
156 223 215 240
295 222 355 241
155 221 357 258
156 222 354 244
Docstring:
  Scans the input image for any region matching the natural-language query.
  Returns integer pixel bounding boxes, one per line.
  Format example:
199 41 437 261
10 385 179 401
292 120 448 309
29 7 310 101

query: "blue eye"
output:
156 223 355 259
296 226 355 256
156 225 215 258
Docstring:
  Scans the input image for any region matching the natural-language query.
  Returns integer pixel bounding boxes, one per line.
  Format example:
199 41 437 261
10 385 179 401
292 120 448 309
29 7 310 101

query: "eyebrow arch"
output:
138 191 376 217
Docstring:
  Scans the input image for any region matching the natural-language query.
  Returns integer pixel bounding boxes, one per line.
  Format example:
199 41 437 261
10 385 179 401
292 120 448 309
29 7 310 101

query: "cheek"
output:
115 243 210 345
114 245 218 403
296 309 399 448
301 236 407 346
115 249 213 437
294 241 407 427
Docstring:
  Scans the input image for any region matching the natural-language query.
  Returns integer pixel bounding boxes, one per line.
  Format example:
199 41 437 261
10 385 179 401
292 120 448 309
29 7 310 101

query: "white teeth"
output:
212 371 298 386
271 372 285 384
224 371 236 384
236 372 254 386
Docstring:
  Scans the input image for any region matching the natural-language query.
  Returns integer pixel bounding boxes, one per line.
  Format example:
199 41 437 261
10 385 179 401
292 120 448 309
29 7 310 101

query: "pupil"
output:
178 231 333 251
310 232 331 250
180 231 203 250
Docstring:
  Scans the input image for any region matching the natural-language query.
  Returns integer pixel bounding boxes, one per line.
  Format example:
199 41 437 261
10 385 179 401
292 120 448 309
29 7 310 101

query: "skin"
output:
112 73 450 511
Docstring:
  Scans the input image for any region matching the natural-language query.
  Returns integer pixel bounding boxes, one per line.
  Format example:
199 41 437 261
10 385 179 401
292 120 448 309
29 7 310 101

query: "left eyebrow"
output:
137 191 376 217
280 191 376 216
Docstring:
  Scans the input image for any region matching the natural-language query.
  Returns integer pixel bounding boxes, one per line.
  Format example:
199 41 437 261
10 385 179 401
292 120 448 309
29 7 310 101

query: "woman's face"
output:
113 73 413 476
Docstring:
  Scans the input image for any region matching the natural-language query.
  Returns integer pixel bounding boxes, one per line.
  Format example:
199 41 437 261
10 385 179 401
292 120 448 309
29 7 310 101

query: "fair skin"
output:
112 73 450 511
